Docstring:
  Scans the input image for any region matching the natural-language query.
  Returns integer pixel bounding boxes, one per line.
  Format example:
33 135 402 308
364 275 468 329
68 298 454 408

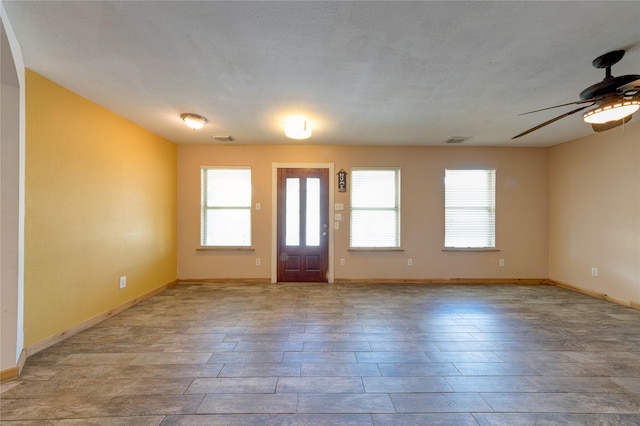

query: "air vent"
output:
443 136 471 144
211 135 234 142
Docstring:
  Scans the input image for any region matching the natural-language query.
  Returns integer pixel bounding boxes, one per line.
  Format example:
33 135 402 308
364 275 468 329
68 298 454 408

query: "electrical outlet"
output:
591 267 598 277
119 276 126 289
340 258 346 266
408 258 413 266
256 258 261 266
499 259 505 267
255 202 261 211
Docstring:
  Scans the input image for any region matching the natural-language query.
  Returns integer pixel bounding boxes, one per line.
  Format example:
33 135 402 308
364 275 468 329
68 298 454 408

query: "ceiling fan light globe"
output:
591 114 632 132
583 100 639 124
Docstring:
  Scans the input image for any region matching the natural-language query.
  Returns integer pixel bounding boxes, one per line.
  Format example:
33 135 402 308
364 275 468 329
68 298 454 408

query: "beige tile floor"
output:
2 282 640 425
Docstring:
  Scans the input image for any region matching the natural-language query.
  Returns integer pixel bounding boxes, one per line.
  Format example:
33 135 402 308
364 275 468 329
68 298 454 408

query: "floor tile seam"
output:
166 392 207 417
469 412 640 422
472 407 640 415
477 390 640 412
292 392 397 414
385 391 400 414
3 387 199 400
172 377 631 395
0 393 118 422
388 391 494 413
182 377 200 396
1 412 103 423
15 388 584 406
359 376 367 394
375 362 382 378
451 360 543 372
442 375 538 391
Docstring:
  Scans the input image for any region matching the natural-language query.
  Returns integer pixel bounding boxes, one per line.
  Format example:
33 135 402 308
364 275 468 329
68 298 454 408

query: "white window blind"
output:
350 168 400 248
201 167 251 246
444 169 496 248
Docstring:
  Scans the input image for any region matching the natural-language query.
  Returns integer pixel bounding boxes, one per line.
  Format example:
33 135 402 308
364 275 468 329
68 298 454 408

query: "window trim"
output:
200 166 252 248
441 247 499 252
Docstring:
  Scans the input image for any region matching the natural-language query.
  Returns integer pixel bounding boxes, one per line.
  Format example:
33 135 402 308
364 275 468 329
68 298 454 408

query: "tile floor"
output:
2 282 640 425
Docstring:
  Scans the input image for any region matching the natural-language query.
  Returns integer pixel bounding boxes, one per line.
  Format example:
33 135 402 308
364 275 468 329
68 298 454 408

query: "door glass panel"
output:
306 178 320 246
285 178 300 246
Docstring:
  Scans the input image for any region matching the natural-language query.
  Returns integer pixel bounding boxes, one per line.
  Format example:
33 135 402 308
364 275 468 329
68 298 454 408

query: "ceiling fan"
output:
513 50 640 139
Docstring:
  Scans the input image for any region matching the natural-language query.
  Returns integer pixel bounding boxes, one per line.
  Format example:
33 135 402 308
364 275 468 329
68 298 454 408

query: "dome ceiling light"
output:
181 113 208 130
285 117 312 139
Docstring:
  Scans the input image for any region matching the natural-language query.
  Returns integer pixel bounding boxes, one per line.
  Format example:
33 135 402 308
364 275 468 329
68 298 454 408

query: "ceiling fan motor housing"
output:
580 74 640 101
579 50 640 101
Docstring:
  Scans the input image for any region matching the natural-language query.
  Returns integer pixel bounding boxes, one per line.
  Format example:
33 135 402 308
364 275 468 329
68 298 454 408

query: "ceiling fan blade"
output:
518 97 602 116
512 104 593 140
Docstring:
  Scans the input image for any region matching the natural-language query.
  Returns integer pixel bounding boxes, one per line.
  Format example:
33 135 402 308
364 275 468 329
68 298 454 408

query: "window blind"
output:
201 167 252 246
350 168 400 248
444 169 496 248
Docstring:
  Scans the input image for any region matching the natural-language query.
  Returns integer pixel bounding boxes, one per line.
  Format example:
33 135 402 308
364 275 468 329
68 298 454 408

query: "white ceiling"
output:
4 1 640 147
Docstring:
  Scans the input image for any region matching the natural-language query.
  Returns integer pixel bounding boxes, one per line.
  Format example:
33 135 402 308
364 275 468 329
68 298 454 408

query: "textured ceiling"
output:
4 1 640 147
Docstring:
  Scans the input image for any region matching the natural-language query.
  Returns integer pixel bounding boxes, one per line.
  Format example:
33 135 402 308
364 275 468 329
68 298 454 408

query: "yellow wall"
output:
24 70 177 346
178 144 548 281
549 122 640 306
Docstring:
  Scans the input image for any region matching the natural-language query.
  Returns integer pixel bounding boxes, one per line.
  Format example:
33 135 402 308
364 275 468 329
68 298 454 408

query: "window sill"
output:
348 247 404 252
197 246 255 251
442 247 499 252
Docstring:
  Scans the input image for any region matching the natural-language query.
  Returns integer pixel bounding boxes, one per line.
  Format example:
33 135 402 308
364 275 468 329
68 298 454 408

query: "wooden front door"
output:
277 168 329 282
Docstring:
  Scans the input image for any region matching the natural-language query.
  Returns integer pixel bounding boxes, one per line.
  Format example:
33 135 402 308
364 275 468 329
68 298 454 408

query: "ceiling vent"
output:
443 136 471 144
211 135 234 142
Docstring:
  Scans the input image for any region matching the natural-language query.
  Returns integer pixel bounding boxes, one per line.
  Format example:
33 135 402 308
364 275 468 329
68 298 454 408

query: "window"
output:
444 169 496 249
201 167 251 246
350 168 400 248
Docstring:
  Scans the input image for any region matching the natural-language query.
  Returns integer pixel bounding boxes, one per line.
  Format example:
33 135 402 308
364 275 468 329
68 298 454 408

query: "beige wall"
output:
24 71 178 346
549 122 640 306
178 144 548 281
